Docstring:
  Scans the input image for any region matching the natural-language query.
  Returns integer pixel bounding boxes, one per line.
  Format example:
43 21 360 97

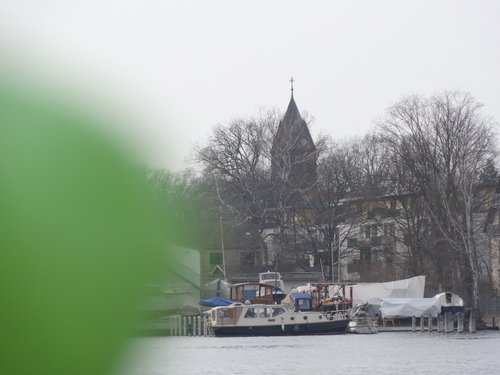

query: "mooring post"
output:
444 312 453 333
469 310 476 333
412 316 416 332
457 312 464 333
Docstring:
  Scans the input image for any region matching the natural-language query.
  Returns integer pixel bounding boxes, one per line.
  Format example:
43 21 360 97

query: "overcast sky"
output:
1 1 499 171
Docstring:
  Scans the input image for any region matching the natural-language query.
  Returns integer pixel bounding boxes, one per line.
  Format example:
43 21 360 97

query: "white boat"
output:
210 292 350 336
141 284 191 318
259 271 287 303
346 303 378 334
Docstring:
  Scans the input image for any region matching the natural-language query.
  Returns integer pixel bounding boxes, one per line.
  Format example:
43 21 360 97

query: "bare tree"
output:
293 136 364 278
193 108 319 271
378 90 498 318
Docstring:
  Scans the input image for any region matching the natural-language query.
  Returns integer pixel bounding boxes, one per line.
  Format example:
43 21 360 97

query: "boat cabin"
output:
211 303 288 326
289 292 314 312
230 282 277 305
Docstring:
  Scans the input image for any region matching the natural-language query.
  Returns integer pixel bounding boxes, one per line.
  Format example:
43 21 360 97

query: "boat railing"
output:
323 309 349 321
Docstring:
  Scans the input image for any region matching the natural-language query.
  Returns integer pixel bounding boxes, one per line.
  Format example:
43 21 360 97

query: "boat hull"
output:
212 319 349 336
346 324 378 334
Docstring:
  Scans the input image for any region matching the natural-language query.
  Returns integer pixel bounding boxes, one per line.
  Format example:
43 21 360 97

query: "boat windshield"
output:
297 299 312 311
261 272 280 280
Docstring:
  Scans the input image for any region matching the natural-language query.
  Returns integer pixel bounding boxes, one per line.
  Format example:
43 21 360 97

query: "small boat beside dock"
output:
346 303 378 334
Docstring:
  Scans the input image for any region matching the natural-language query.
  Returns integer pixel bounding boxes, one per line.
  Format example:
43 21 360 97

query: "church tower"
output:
271 78 317 191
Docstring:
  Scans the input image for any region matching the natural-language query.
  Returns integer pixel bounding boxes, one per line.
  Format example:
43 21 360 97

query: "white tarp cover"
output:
203 279 231 299
380 298 441 318
349 275 426 306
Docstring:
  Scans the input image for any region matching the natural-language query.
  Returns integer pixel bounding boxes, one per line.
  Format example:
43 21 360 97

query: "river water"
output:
114 331 500 375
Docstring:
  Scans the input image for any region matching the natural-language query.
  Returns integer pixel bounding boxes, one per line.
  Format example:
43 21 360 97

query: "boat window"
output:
446 293 452 304
244 290 257 300
271 308 286 317
297 299 311 311
255 307 267 318
219 309 230 319
244 308 256 318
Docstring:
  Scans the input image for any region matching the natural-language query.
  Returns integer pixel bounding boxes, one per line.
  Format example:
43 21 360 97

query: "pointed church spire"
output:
284 77 301 126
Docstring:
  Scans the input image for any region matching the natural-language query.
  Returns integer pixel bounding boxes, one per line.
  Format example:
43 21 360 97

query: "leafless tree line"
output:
148 90 499 316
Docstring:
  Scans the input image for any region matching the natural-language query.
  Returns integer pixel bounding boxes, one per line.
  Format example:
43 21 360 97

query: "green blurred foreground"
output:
0 90 163 375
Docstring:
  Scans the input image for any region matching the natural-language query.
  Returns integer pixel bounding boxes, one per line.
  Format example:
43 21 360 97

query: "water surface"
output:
115 331 500 375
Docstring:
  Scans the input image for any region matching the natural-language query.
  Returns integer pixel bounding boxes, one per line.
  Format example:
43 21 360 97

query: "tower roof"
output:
283 95 302 126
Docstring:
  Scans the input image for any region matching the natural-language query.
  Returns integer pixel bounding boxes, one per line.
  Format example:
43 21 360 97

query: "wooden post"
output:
457 312 464 333
444 312 453 333
412 316 416 332
469 310 476 333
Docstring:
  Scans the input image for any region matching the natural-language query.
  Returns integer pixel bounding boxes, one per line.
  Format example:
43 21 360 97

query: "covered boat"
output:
380 297 441 319
434 292 464 315
199 297 238 307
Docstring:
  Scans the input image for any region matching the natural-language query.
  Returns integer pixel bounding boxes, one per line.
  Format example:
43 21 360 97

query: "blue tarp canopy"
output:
198 297 237 307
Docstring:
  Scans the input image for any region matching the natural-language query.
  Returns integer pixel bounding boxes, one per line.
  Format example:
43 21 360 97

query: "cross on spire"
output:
289 76 294 97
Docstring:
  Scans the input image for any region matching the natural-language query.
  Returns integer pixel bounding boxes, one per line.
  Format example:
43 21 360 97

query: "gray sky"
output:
1 1 499 171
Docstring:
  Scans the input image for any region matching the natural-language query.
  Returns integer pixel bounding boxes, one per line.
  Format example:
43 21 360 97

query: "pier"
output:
136 315 211 336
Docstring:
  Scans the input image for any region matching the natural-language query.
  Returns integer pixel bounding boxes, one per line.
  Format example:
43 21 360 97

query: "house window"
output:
240 252 255 266
210 252 223 265
347 261 360 273
365 225 377 238
384 223 396 237
360 247 371 264
390 200 397 210
347 238 358 248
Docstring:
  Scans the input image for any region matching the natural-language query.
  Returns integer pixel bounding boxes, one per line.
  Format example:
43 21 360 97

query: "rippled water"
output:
114 331 500 375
